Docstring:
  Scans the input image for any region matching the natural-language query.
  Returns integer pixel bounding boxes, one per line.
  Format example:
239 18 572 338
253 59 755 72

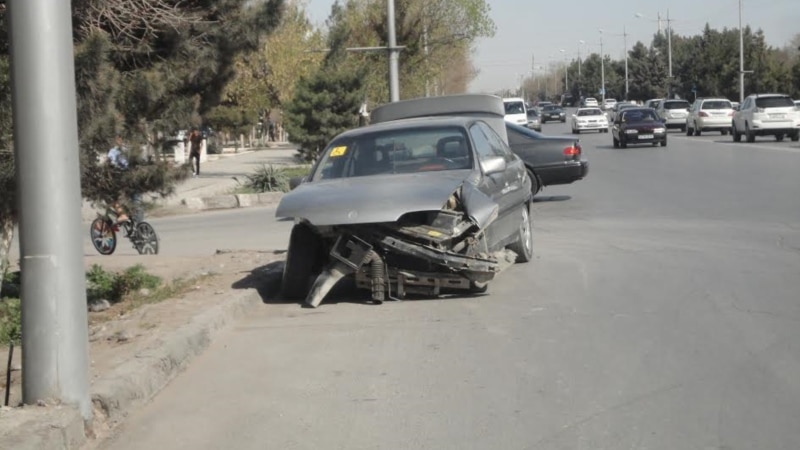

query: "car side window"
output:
477 122 514 160
468 124 496 161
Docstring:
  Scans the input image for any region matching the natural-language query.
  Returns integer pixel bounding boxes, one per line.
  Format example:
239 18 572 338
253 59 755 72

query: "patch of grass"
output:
114 273 215 315
86 264 162 304
0 298 21 346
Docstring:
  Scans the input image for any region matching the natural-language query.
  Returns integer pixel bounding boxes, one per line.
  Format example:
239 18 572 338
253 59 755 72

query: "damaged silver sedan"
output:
275 116 533 307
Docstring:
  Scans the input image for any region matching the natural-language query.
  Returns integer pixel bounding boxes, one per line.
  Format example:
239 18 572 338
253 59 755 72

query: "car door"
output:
468 121 529 251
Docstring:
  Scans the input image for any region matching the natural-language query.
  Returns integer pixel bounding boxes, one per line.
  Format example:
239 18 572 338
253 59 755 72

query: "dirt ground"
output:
0 249 286 409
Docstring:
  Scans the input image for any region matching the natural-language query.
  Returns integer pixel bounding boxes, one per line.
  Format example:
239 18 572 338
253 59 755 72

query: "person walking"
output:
188 127 203 176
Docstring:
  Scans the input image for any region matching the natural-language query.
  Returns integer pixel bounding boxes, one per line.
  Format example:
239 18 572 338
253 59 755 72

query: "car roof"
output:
336 116 477 139
747 93 790 98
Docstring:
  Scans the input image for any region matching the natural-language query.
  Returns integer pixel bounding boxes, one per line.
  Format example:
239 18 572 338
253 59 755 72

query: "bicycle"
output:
90 205 159 255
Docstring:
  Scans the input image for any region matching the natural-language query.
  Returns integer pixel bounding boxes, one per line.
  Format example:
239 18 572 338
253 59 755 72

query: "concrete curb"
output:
0 289 264 450
182 192 283 211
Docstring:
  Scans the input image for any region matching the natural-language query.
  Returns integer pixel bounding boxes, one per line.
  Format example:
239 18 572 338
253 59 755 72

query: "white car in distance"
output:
602 98 617 110
583 97 599 107
686 98 734 136
502 97 529 126
571 107 609 134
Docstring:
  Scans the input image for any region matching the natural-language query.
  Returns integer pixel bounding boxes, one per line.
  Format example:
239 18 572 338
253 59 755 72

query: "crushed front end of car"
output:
277 178 517 308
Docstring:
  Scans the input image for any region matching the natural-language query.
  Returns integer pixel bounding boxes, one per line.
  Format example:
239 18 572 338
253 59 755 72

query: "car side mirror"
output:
480 156 507 175
288 176 306 191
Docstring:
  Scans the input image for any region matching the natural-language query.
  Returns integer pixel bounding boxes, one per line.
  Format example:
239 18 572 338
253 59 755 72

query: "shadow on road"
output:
231 262 487 308
533 195 571 203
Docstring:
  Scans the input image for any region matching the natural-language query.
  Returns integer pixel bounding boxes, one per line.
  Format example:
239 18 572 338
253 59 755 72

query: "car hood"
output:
276 170 475 226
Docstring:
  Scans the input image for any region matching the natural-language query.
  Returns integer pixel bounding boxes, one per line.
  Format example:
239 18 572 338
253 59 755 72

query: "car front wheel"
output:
282 224 324 300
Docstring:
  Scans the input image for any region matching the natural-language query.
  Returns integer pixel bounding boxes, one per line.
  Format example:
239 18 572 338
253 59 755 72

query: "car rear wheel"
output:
660 140 667 147
732 123 741 142
527 169 540 196
745 123 755 142
508 204 533 263
775 134 784 142
282 224 324 300
791 132 800 142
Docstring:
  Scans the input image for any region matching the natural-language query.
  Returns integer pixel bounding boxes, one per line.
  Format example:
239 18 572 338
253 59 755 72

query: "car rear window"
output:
701 100 732 110
577 109 602 116
664 101 690 109
314 126 474 180
755 96 793 108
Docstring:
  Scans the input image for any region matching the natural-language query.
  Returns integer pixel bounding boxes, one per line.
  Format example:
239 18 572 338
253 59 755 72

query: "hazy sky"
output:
303 0 799 94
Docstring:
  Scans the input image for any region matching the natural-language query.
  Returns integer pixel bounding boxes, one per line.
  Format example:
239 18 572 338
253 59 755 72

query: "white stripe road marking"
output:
671 134 800 153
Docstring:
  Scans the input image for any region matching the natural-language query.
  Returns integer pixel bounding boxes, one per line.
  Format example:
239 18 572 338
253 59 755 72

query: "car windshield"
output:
622 110 659 122
755 96 794 108
701 100 732 110
664 101 690 109
312 126 473 180
543 105 561 111
526 109 539 118
504 101 525 114
578 109 603 116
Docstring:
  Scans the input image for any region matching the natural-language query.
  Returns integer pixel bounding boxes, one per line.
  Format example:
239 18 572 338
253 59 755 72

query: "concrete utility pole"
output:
9 0 91 419
387 0 400 102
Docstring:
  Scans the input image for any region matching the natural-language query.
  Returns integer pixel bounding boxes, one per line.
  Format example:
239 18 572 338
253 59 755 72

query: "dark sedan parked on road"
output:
540 104 566 123
506 123 588 195
612 108 668 148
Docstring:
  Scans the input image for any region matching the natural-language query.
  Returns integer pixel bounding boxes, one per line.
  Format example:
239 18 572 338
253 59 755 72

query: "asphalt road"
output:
99 117 800 450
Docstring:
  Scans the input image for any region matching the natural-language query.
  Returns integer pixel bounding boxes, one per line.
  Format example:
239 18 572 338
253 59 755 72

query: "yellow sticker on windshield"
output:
330 146 347 157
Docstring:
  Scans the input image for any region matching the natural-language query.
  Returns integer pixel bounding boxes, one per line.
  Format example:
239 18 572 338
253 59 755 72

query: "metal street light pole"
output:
559 49 568 95
599 29 606 105
623 26 629 100
739 0 745 103
578 40 585 78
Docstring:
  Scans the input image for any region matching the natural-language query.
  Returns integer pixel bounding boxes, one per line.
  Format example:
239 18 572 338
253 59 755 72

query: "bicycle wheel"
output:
135 221 159 255
90 218 117 255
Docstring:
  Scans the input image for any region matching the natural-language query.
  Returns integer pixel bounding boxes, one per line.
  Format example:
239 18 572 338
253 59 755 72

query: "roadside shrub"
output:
0 271 20 299
244 164 289 193
86 264 162 304
0 298 21 346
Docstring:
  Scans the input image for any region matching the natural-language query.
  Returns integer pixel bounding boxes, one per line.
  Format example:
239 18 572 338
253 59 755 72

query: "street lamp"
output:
577 40 585 78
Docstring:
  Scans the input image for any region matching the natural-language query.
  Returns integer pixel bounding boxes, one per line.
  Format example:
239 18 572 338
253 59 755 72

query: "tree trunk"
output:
0 218 13 296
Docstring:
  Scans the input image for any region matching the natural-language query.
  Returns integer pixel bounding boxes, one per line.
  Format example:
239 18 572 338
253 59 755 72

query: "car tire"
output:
527 169 540 196
791 132 800 142
508 204 533 263
721 129 729 135
745 123 755 142
660 140 667 147
282 224 324 300
775 134 784 142
732 123 741 142
613 136 619 148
